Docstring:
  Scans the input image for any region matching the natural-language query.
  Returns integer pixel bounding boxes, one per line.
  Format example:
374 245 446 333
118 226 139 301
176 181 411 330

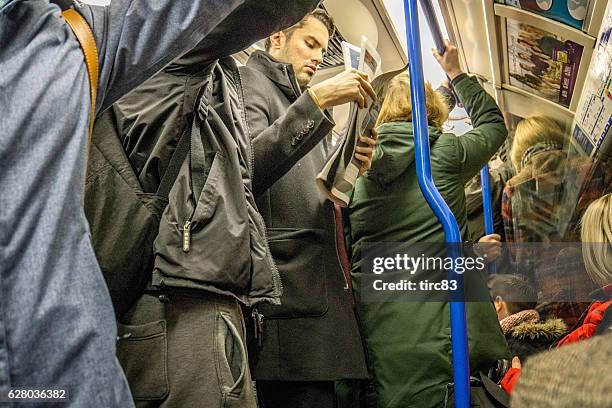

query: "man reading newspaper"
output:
238 8 377 407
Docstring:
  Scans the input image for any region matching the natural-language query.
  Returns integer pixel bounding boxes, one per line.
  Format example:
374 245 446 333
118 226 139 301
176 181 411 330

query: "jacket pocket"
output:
261 228 328 318
154 150 251 296
216 312 248 401
116 320 169 401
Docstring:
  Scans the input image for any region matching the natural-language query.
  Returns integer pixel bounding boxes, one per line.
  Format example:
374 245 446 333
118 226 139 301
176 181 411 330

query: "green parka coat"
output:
348 74 510 407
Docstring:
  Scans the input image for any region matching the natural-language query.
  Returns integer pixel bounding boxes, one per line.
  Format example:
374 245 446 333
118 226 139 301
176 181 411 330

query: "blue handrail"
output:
403 1 471 407
480 165 498 273
481 166 495 236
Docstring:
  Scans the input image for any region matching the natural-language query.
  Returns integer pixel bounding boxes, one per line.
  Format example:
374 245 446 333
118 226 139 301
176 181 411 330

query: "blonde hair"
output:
376 72 449 130
511 116 566 171
580 193 612 288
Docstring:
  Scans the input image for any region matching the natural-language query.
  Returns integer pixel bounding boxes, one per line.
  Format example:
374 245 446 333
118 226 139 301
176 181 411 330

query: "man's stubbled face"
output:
270 16 330 89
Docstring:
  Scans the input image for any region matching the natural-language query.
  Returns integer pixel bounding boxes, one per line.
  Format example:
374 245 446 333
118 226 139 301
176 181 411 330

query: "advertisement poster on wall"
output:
571 1 612 156
507 19 584 108
504 0 590 30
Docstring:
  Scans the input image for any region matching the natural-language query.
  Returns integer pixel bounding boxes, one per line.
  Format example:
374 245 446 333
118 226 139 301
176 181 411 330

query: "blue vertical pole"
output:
481 166 495 235
480 165 497 273
403 1 471 407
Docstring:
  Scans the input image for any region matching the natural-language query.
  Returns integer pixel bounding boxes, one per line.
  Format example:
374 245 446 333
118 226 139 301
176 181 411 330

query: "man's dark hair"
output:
264 8 335 51
488 274 537 315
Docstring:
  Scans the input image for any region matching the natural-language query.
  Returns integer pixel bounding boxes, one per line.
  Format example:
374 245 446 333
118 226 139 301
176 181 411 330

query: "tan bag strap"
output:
62 8 99 141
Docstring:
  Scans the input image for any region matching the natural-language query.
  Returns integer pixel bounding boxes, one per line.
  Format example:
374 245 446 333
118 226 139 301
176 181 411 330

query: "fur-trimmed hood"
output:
510 318 567 341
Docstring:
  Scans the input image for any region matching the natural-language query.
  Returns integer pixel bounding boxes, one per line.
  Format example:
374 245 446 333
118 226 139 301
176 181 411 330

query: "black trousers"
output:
257 381 335 408
257 380 367 408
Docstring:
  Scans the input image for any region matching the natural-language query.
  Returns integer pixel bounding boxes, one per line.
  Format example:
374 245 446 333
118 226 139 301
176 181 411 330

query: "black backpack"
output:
84 108 190 317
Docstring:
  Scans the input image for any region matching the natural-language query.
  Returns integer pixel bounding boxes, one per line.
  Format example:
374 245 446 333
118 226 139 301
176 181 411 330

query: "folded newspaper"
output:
316 37 409 207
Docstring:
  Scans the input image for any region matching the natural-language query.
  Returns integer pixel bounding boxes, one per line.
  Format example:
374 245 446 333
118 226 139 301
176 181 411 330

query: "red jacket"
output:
557 299 611 346
501 284 612 394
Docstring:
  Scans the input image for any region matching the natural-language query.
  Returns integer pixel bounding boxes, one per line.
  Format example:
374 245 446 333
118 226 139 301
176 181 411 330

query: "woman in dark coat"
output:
348 42 510 408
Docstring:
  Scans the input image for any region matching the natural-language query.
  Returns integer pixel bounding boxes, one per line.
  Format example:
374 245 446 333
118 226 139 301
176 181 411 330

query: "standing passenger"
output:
502 116 568 244
239 8 377 408
0 1 280 405
81 2 323 407
348 41 510 407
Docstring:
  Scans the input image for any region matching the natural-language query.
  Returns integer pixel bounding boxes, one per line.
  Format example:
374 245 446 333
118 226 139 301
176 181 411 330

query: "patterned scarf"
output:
501 309 540 335
520 142 563 170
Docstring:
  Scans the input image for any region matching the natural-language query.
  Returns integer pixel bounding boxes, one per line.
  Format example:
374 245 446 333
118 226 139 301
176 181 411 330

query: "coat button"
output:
291 138 298 146
306 119 315 128
158 294 171 304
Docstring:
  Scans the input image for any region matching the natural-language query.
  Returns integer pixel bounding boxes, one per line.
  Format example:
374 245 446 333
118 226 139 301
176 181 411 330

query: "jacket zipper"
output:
183 77 210 254
182 127 197 254
183 129 195 253
234 62 283 303
182 220 192 252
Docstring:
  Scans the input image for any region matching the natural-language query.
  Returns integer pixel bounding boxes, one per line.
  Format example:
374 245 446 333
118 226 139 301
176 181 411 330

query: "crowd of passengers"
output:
2 1 611 408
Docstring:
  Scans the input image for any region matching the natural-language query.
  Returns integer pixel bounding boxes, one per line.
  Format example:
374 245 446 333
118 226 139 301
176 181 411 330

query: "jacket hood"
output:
368 121 442 186
246 50 302 101
510 318 567 341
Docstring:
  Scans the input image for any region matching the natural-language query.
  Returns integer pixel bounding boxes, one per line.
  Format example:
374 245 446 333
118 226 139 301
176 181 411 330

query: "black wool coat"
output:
239 51 369 381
